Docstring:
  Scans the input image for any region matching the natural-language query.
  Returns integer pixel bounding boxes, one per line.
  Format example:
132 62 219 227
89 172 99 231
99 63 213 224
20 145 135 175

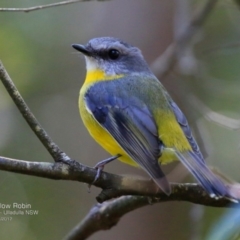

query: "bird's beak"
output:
72 44 92 57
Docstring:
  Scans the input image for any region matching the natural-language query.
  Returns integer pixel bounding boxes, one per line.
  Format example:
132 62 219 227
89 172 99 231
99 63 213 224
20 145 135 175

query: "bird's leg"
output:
90 154 121 187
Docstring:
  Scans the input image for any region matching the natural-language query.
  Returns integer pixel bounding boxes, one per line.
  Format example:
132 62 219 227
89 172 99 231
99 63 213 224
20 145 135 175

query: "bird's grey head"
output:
72 37 152 76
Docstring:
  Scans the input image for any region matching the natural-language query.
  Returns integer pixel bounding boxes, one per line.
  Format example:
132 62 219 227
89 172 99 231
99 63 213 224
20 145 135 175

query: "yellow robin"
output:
72 37 229 197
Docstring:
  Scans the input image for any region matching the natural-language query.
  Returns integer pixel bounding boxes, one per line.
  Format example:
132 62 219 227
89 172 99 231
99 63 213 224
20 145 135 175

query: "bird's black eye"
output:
108 49 120 60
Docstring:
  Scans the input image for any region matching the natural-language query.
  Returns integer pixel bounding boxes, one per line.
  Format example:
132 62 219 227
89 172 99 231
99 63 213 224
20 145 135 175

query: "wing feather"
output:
85 90 171 195
169 101 204 162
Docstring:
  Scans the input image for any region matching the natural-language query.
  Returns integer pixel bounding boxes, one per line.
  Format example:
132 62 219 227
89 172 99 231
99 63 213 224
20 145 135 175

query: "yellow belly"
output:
79 85 139 167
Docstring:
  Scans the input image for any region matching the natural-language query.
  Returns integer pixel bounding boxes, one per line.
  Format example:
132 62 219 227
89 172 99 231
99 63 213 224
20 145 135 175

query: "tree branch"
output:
0 0 108 13
0 155 238 207
64 196 153 240
0 61 70 162
65 191 239 240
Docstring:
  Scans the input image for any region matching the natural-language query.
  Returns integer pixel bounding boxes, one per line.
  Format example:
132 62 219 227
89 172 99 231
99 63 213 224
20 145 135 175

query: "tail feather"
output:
175 150 228 197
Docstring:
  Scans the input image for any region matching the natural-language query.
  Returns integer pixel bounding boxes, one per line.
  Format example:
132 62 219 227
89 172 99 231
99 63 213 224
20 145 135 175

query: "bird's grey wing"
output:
85 89 171 195
169 100 204 162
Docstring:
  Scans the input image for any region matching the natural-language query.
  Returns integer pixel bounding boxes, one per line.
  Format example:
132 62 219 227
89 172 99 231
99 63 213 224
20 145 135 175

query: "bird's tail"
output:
175 150 228 198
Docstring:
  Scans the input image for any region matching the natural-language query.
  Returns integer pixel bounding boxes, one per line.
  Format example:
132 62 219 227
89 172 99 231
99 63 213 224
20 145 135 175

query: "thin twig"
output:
151 0 218 78
0 0 108 13
0 61 70 162
189 95 240 130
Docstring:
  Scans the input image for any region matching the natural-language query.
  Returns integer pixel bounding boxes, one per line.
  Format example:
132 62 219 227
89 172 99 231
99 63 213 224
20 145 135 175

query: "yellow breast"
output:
79 70 138 167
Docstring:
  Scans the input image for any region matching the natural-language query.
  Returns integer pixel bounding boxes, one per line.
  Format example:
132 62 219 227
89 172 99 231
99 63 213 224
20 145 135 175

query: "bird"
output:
72 37 229 198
